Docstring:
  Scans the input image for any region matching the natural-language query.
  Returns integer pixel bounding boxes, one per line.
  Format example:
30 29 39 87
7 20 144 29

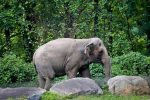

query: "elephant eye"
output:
99 43 101 46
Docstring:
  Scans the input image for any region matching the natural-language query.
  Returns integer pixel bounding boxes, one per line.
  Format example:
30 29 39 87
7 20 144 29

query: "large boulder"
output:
0 87 46 100
107 76 150 95
50 78 103 96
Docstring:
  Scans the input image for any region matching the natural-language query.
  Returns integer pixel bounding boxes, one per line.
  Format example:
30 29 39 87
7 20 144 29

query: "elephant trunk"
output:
101 47 111 82
103 56 111 81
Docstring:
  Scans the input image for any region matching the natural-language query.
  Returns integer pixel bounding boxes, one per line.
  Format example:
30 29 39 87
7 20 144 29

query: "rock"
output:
28 94 41 100
50 78 103 96
0 87 46 100
94 78 106 87
143 76 150 88
107 76 150 95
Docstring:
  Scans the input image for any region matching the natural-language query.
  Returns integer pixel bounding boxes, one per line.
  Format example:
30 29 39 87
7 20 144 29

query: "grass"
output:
73 95 150 100
42 91 150 100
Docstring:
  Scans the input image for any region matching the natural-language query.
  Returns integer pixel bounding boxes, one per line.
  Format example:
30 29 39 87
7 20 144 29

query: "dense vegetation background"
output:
0 0 150 85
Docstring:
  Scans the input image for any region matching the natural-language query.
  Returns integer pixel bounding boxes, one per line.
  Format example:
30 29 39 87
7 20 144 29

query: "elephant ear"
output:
84 43 95 56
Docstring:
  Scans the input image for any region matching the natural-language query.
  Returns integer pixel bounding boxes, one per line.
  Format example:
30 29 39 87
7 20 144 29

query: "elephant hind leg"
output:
38 74 46 89
66 65 78 79
39 76 54 91
44 77 52 91
44 67 55 90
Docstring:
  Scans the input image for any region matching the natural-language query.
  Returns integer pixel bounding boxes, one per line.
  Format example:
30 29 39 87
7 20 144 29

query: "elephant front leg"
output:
79 66 91 78
65 52 82 78
65 66 78 79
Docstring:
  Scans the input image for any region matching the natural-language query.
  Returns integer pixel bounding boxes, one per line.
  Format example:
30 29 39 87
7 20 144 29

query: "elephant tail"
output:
33 52 38 74
33 63 38 74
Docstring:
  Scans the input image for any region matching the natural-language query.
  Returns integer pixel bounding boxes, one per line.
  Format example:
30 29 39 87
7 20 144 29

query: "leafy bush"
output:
90 64 104 78
41 92 72 100
41 91 149 100
0 53 36 84
112 52 150 76
89 52 150 78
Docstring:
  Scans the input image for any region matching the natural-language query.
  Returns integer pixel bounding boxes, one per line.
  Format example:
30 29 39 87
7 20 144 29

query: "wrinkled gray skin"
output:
33 38 111 90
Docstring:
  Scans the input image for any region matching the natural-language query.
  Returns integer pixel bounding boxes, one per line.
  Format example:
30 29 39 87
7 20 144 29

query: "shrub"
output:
89 52 150 79
112 52 150 76
0 53 36 84
90 64 104 78
41 92 72 100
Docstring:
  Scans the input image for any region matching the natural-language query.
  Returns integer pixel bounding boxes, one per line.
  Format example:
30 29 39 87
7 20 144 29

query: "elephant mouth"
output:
91 56 102 63
92 53 102 63
88 51 103 63
94 58 102 63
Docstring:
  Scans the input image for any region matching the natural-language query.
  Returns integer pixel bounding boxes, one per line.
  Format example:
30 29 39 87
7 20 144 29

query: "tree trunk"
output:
146 32 150 55
22 30 34 62
4 29 11 51
109 14 113 54
19 1 36 62
146 2 150 55
64 2 74 38
93 0 99 36
126 16 133 50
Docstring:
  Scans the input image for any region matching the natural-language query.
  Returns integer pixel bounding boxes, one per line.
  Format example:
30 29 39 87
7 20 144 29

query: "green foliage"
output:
53 76 67 83
7 96 27 100
112 52 150 76
0 0 150 61
90 64 104 78
41 92 72 100
110 31 131 56
41 92 149 100
0 53 36 84
0 0 150 85
72 94 149 100
90 52 150 78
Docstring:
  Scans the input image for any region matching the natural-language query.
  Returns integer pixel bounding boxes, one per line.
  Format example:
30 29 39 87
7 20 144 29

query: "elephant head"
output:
84 38 111 81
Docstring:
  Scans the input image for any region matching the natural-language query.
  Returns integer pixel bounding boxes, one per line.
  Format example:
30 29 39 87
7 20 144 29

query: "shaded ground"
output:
1 80 38 88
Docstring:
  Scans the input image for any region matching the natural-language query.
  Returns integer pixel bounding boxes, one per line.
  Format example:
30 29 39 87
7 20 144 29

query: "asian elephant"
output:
33 37 111 90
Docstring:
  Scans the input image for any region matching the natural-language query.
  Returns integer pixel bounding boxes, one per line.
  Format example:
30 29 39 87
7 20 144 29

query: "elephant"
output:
33 37 111 90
